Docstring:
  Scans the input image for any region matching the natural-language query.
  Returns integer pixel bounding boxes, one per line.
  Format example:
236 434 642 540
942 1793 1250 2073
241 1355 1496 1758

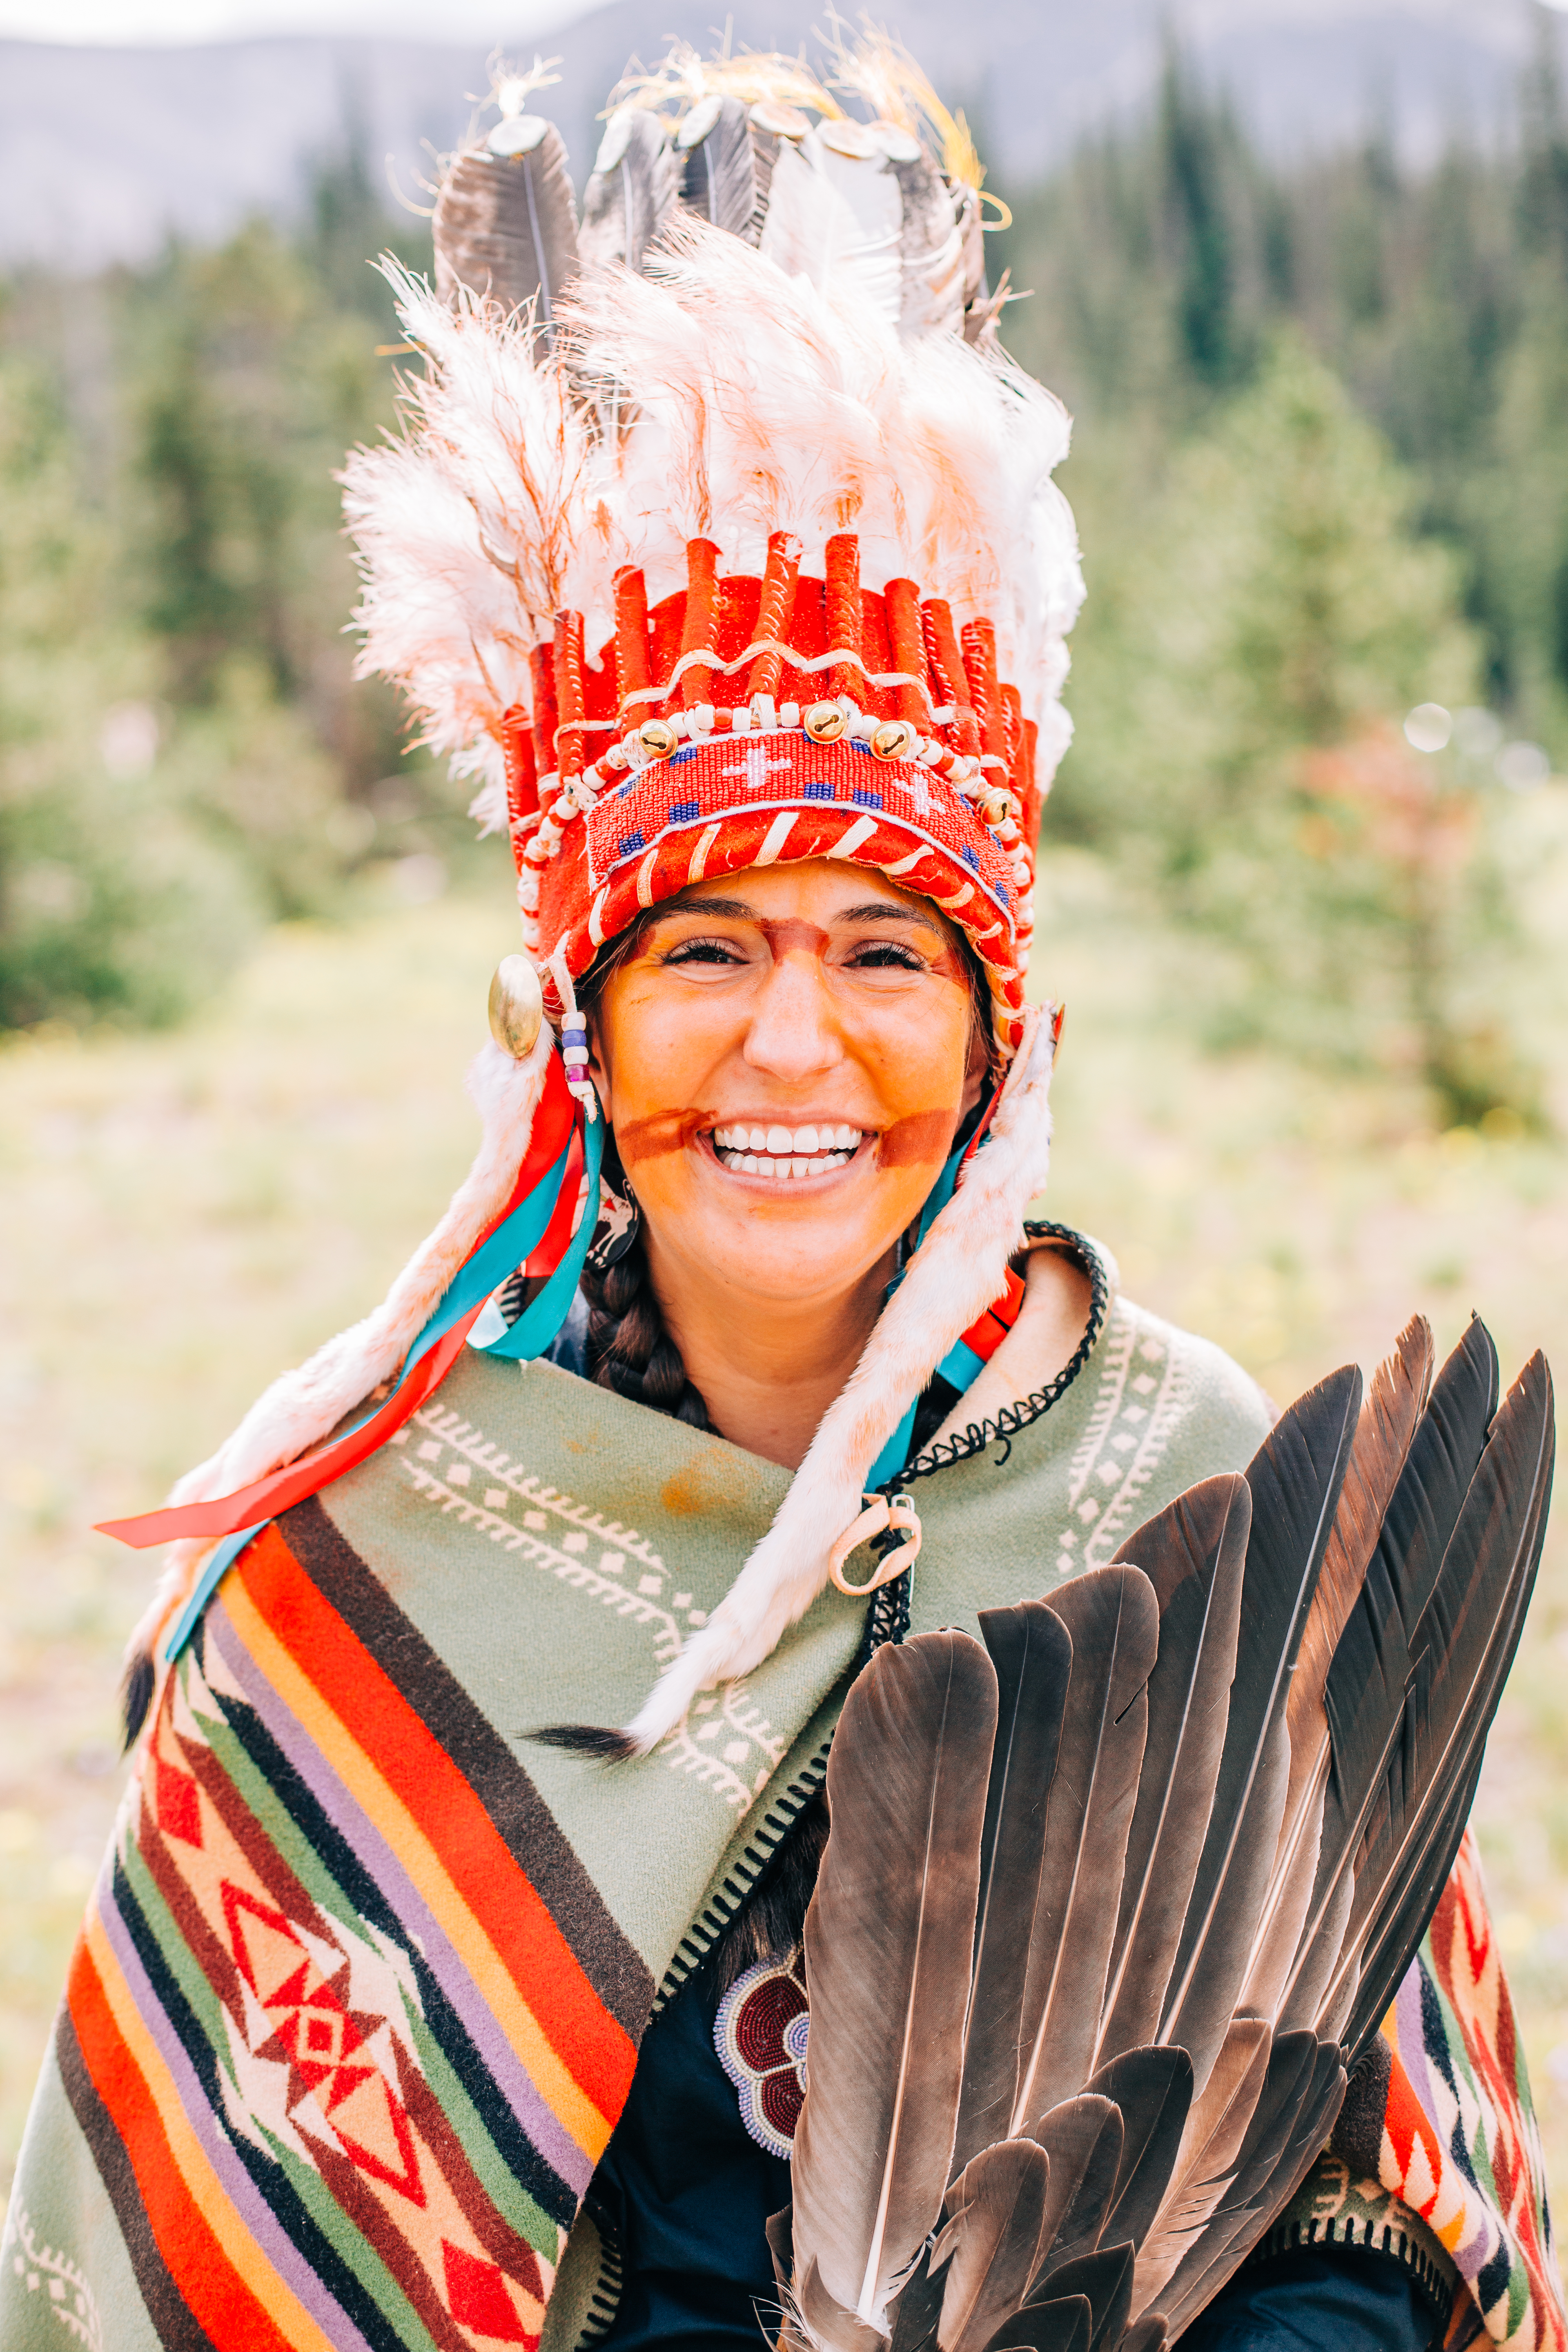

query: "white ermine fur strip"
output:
125 1028 556 1686
621 1006 1056 1753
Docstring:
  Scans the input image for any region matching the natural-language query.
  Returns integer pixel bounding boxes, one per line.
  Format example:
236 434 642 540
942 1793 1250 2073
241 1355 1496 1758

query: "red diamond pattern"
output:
441 2240 532 2344
221 1878 426 2204
154 1755 203 1848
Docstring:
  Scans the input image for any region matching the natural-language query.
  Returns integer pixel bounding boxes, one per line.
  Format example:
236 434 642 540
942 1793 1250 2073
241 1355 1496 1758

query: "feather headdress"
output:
341 42 1083 1045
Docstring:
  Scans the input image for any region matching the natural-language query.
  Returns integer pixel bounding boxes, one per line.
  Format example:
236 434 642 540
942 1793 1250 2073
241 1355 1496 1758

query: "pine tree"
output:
1051 336 1518 1114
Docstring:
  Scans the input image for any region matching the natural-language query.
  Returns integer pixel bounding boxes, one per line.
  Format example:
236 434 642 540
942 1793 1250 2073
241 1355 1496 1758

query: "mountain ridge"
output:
4 0 1558 269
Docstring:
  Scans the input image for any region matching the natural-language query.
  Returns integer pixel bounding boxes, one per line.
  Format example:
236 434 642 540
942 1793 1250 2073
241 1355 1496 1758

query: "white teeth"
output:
716 1144 856 1179
713 1122 862 1154
712 1124 867 1175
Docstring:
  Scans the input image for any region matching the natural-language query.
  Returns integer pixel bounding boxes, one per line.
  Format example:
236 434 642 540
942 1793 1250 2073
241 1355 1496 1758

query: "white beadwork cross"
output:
724 746 793 793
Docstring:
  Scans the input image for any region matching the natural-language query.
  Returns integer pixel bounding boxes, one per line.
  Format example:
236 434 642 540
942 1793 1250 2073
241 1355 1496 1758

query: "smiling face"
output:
585 861 991 1315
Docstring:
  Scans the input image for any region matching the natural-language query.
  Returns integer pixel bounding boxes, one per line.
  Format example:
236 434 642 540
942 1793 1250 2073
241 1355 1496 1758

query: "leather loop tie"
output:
828 1492 923 1596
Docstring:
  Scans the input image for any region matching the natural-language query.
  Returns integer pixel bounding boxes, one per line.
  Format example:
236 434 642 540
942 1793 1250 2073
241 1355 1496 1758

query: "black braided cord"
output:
855 1221 1108 1667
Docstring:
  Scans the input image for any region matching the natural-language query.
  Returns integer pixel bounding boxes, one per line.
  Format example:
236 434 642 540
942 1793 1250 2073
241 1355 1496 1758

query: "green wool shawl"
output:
2 1253 1462 2352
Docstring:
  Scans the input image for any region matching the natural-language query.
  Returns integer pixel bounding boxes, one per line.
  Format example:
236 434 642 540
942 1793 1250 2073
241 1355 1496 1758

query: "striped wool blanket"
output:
2 1293 1560 2350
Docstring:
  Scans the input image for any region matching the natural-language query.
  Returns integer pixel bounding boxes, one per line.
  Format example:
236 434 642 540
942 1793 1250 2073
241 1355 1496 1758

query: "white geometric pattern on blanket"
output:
394 1403 788 1814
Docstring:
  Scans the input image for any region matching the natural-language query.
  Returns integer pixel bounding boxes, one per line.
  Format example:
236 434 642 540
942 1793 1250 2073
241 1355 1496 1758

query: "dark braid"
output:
580 1237 712 1427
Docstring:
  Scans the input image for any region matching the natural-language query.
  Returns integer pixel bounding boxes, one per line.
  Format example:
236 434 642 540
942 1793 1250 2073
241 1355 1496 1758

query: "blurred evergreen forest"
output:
4 41 1568 1124
0 137 447 1034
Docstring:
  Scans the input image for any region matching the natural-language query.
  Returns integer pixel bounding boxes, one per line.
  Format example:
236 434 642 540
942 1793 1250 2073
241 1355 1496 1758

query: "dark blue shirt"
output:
592 1957 790 2350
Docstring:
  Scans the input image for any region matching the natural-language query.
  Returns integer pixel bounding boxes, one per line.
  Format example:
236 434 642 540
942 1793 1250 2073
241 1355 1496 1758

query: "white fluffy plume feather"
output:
341 265 597 802
621 1006 1057 1754
344 219 1083 794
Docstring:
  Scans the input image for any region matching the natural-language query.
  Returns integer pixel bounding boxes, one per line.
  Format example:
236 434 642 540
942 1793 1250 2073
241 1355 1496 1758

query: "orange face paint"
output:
586 860 988 1313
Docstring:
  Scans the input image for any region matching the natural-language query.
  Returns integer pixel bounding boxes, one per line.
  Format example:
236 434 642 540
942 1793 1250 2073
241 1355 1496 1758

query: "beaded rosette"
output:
713 1955 812 2161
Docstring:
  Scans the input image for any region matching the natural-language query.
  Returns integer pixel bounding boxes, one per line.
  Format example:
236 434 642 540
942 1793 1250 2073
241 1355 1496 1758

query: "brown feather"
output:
792 2256 891 2352
1132 2020 1270 2309
677 96 774 243
1025 2243 1134 2352
953 1603 1073 2172
1293 1318 1434 1746
889 2247 946 2352
990 2293 1092 2352
793 1632 998 2334
1010 1570 1158 2132
1027 2095 1123 2272
1156 1368 1360 2093
1151 2036 1341 2338
1097 1478 1250 2064
1088 2048 1194 2252
1303 1352 1553 2047
935 2140 1051 2352
1240 1320 1433 2016
579 109 679 276
433 129 580 341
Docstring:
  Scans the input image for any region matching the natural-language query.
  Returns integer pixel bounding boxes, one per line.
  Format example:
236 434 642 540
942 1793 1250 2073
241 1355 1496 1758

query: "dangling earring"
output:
584 1160 640 1273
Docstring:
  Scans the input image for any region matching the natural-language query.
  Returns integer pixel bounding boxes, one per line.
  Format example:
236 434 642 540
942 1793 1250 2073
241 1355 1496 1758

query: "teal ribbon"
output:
863 1126 977 1488
474 1107 604 1361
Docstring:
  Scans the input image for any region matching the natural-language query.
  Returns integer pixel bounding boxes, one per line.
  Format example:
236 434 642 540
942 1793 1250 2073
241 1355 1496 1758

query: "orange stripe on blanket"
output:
234 1527 636 2126
219 1574 615 2167
68 1918 334 2352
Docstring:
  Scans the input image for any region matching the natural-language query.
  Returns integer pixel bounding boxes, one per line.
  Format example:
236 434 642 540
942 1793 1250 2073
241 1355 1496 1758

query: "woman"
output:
2 49 1557 2352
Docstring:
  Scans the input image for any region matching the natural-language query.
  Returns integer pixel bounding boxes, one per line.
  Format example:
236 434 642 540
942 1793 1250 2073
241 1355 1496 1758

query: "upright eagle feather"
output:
433 121 580 344
780 1321 1550 2352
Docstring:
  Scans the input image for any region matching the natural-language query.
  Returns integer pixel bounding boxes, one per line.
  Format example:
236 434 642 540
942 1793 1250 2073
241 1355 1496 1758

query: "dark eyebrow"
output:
661 895 943 935
835 902 943 933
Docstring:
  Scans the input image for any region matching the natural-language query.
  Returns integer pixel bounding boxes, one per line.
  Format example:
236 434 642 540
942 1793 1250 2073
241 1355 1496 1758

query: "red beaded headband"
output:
506 529 1038 1053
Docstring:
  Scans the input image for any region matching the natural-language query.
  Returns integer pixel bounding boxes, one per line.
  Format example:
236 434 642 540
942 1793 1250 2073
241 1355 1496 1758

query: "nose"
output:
741 943 846 1085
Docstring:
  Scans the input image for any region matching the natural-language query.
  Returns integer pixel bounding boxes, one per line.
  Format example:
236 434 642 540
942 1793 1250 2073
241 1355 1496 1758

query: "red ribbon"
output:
97 1057 576 1550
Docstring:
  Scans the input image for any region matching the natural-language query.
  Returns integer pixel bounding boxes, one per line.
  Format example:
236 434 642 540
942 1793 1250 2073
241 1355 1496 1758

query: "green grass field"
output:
4 844 1568 2206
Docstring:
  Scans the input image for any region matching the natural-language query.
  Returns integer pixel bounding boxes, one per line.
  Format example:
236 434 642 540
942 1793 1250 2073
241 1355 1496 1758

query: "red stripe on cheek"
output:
613 1111 711 1168
878 1109 961 1169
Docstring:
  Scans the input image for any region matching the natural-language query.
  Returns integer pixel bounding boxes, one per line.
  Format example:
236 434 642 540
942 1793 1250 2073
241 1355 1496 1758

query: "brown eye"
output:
663 937 745 967
848 942 924 971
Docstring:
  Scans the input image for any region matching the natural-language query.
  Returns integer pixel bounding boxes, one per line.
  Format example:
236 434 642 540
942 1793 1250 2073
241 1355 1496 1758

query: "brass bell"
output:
639 717 679 759
871 719 918 762
980 788 1017 829
488 955 544 1059
804 700 846 742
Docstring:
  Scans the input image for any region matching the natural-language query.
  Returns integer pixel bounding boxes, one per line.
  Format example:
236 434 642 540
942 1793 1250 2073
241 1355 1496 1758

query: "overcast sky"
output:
10 0 1564 35
0 0 600 37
